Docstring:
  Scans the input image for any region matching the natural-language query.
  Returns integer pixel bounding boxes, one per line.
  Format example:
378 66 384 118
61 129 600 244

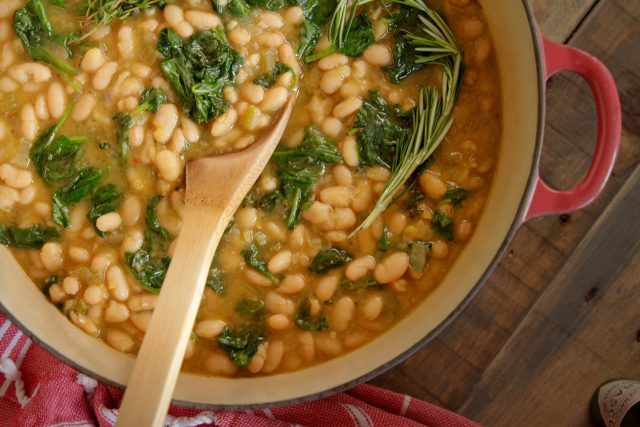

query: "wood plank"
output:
459 164 640 426
529 0 598 42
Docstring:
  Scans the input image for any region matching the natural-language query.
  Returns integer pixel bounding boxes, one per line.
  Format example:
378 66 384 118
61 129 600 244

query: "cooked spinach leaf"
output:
206 265 225 295
354 91 410 169
305 12 375 62
157 28 243 124
125 250 171 293
309 247 352 274
52 167 105 228
257 191 281 212
30 103 78 184
377 227 392 251
211 0 251 17
341 276 381 291
87 184 123 236
387 31 424 84
297 20 322 58
242 243 278 284
0 225 60 249
217 326 265 368
145 195 171 241
113 112 132 166
272 126 342 228
235 298 265 319
13 1 78 81
405 184 425 218
432 210 454 241
402 240 431 272
133 87 167 114
253 62 295 88
443 187 468 206
294 297 328 331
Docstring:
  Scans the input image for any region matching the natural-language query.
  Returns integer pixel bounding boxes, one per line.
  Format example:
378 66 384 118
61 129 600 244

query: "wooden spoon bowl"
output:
116 95 296 426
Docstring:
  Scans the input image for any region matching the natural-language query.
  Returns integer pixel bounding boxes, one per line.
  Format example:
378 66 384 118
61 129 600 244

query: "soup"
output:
0 0 500 377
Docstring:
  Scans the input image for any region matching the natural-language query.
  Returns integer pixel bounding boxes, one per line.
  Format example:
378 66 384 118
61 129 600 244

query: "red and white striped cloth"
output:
0 313 478 427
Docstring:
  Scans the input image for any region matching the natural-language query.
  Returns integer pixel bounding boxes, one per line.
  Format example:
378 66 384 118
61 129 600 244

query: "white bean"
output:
345 255 376 281
153 104 179 143
374 252 409 284
47 82 66 120
320 65 350 94
260 87 288 112
41 243 63 272
210 108 238 137
330 296 355 332
268 250 292 274
96 212 122 233
195 319 226 339
164 4 184 26
20 104 38 140
118 26 134 59
105 300 130 323
72 94 96 121
81 48 106 73
106 266 130 301
363 44 392 66
185 10 221 30
9 62 52 83
333 97 362 119
93 62 118 90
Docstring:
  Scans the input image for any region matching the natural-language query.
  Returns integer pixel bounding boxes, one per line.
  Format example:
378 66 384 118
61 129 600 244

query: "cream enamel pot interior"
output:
0 0 622 409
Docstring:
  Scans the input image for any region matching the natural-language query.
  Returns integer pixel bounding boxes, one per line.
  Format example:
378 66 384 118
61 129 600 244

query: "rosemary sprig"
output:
352 0 463 233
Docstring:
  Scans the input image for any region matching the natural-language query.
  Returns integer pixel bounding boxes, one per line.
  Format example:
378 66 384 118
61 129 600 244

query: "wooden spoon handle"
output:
116 207 230 427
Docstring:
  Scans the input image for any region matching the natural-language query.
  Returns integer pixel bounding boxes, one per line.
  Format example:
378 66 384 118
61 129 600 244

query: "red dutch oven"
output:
0 0 622 408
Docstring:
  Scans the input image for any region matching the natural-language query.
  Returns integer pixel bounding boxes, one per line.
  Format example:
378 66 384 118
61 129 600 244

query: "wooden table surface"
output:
372 1 640 425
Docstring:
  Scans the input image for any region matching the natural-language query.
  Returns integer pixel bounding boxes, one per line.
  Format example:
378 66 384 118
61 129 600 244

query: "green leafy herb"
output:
87 184 123 236
125 250 171 293
353 0 463 233
257 191 280 212
377 227 392 251
405 184 425 218
206 265 225 295
309 247 352 274
83 0 170 28
305 0 375 62
443 187 468 206
253 62 295 88
157 28 243 123
0 225 60 249
132 87 167 114
217 326 265 368
341 276 381 291
294 297 328 331
146 195 171 242
30 103 79 183
235 298 265 319
113 112 132 166
113 88 166 166
297 20 322 58
52 167 105 228
354 91 410 169
402 240 431 272
272 126 342 228
13 1 78 82
242 244 278 284
211 0 251 17
432 210 454 240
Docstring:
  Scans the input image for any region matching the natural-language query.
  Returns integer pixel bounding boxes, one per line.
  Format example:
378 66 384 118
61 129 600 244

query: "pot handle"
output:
524 38 621 221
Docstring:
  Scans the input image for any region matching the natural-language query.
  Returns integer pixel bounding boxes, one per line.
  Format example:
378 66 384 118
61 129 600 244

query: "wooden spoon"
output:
115 95 296 426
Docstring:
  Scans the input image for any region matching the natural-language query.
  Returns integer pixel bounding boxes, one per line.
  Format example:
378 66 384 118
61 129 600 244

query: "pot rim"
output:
0 0 547 411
